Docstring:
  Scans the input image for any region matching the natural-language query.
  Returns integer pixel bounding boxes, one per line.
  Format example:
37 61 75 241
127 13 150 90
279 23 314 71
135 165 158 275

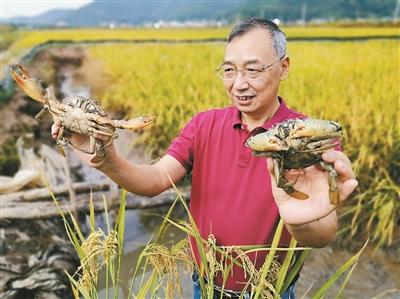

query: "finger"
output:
322 149 352 168
338 178 358 202
93 132 113 143
322 149 355 180
334 159 356 182
51 123 61 139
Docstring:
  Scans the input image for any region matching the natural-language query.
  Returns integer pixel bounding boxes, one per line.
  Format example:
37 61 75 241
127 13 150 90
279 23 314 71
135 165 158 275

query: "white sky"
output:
1 0 93 19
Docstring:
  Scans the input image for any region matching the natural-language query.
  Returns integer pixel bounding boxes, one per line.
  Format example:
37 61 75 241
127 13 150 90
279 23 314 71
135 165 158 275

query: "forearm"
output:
97 155 171 197
285 209 338 247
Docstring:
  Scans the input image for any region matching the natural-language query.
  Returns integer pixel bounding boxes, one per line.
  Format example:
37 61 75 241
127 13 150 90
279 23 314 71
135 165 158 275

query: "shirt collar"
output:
232 96 290 130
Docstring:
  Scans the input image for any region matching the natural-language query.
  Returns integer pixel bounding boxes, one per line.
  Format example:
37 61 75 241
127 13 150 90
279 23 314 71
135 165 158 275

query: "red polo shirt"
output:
167 98 304 291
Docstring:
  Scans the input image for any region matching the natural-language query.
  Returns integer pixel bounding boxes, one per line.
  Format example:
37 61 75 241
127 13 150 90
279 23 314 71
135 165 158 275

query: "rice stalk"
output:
140 239 193 299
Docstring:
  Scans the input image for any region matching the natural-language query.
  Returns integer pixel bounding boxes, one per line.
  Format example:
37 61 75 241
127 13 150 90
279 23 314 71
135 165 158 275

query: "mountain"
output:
4 0 398 27
5 9 75 26
4 0 245 27
241 0 398 23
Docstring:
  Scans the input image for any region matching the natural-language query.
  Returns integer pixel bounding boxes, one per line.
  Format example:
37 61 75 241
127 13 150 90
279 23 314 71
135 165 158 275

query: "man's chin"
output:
234 103 254 113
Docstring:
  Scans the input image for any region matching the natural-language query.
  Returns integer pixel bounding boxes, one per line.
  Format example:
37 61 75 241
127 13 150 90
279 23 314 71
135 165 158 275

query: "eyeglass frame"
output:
216 55 287 81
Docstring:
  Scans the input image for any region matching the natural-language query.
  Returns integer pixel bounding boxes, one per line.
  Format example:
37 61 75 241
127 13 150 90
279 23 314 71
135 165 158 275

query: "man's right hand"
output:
51 119 118 169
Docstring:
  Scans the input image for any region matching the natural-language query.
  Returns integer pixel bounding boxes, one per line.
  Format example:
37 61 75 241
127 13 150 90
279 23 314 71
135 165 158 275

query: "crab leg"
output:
88 126 115 136
67 135 96 155
92 142 106 163
88 127 118 147
112 116 156 130
35 107 49 121
318 161 339 204
56 126 66 156
271 158 309 200
304 137 340 147
300 142 338 153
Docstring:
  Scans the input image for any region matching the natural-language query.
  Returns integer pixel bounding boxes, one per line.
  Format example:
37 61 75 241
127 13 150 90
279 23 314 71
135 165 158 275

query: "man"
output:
52 18 358 298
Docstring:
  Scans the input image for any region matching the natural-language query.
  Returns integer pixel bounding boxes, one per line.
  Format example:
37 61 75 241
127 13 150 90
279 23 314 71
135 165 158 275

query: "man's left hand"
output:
267 149 358 226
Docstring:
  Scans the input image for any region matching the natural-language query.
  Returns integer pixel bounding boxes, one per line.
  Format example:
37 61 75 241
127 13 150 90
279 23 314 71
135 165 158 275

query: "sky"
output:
1 0 93 19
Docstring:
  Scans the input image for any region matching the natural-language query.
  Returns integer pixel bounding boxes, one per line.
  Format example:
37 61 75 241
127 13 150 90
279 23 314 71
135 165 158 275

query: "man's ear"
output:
280 56 290 81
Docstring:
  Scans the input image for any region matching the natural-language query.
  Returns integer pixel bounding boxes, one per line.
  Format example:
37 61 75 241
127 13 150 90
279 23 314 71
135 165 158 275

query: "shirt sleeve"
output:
166 114 198 171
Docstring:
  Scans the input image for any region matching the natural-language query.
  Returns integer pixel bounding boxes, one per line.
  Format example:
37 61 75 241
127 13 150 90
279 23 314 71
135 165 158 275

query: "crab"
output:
246 118 343 204
11 64 155 163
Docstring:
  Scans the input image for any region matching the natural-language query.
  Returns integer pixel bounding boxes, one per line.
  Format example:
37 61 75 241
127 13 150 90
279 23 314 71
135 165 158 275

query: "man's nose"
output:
232 70 249 90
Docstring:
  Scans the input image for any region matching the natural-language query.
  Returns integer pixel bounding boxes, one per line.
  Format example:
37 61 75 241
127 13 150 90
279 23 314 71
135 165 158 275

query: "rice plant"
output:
52 192 126 299
127 176 367 299
50 182 367 298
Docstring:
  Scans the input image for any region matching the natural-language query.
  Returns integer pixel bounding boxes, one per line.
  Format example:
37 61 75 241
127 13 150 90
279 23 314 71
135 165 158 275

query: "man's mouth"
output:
235 95 255 102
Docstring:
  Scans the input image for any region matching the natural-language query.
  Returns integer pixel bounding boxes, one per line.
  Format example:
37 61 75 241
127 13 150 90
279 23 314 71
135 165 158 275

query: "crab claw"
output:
290 119 342 139
10 64 47 104
113 115 156 130
246 131 288 152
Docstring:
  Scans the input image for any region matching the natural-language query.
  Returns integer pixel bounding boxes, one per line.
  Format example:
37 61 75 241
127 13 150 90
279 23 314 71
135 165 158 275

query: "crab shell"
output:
246 118 342 152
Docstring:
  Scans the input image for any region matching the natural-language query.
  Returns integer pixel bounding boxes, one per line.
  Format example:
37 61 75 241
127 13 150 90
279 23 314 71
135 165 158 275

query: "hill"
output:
4 0 398 27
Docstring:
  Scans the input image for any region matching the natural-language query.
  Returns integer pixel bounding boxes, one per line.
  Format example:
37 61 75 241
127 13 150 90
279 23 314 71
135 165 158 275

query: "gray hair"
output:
227 18 287 58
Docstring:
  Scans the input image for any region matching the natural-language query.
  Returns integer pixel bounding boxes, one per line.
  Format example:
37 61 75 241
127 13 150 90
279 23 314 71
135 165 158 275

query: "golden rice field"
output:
3 26 398 69
9 26 399 49
86 39 399 248
3 26 399 248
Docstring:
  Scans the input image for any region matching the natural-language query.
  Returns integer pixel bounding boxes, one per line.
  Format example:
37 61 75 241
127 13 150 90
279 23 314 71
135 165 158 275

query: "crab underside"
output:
248 118 343 204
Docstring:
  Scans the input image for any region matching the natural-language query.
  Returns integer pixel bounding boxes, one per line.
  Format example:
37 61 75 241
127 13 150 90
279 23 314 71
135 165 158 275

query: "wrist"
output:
285 213 338 248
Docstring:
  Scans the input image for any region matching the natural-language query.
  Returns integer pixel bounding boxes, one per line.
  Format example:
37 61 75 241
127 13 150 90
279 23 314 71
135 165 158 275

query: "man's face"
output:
222 28 289 118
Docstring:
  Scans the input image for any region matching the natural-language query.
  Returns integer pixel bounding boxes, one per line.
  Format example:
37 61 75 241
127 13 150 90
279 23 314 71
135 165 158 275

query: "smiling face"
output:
223 28 289 123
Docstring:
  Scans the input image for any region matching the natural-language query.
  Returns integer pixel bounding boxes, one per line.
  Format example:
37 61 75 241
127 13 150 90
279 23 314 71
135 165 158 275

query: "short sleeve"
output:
166 115 198 171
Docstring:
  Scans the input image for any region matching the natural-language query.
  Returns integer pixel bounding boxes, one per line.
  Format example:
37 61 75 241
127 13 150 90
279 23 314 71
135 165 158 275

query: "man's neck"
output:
241 97 281 131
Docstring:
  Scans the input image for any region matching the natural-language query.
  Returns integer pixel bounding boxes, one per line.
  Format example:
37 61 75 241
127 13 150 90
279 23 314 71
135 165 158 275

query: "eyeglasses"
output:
216 56 285 81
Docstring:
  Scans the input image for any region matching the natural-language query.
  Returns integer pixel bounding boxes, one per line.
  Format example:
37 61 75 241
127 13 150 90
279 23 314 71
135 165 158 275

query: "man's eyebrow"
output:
222 59 263 66
245 59 263 65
